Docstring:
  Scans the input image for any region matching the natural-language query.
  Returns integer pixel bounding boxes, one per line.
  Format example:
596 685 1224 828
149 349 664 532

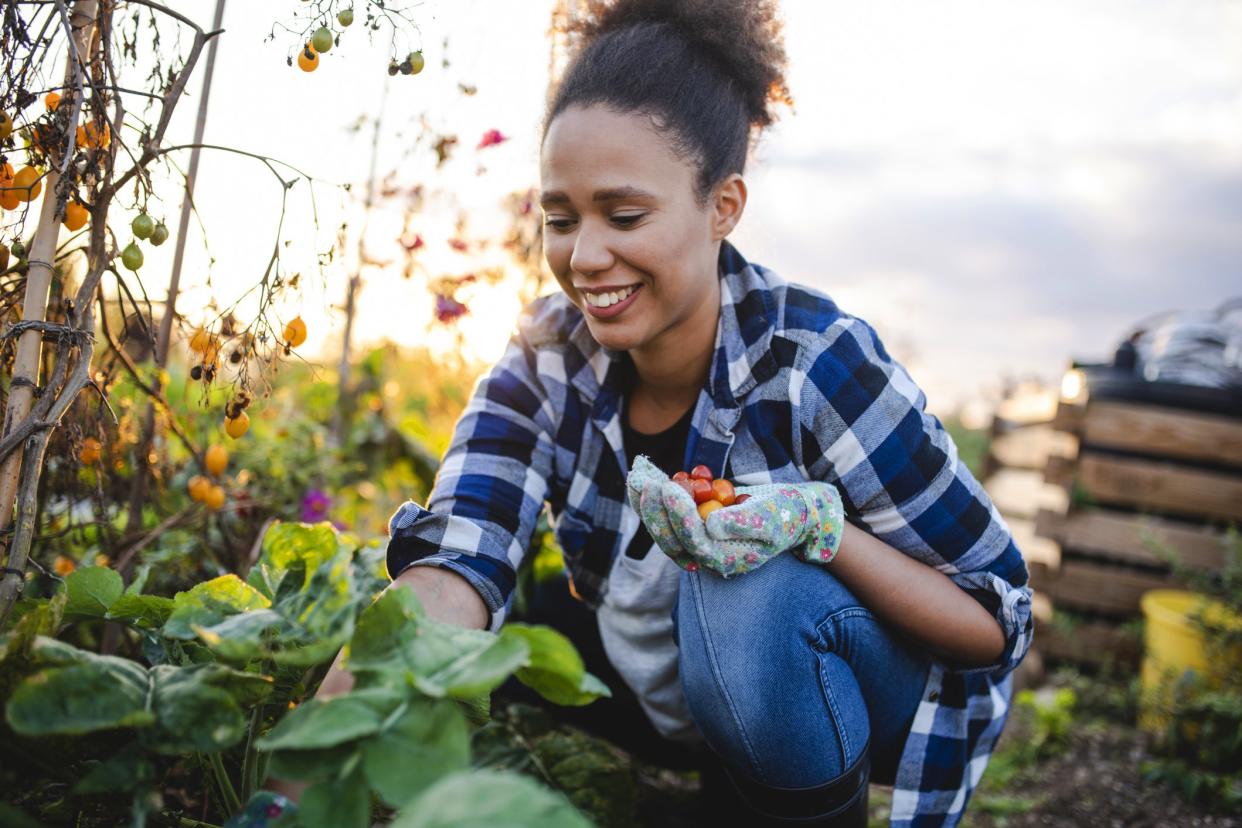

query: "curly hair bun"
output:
568 0 793 128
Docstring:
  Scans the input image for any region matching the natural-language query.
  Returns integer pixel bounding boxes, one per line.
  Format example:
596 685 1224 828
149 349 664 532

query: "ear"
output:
710 173 747 240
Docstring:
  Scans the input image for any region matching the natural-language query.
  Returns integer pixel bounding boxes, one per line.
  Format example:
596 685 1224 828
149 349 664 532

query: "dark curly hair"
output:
544 0 793 205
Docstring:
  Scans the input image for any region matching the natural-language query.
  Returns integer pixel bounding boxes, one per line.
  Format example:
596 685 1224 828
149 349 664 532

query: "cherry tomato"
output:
710 478 735 506
150 223 169 246
121 242 143 271
689 478 712 504
132 213 154 239
671 470 689 482
734 493 752 505
673 479 695 498
408 51 425 74
690 464 713 481
337 8 354 26
697 500 724 520
312 27 334 53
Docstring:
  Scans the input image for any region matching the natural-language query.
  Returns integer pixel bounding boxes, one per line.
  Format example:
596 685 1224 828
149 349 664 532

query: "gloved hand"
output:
626 455 846 577
223 791 296 828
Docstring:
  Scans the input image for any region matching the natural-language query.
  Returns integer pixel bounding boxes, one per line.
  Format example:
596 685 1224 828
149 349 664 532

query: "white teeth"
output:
583 285 637 308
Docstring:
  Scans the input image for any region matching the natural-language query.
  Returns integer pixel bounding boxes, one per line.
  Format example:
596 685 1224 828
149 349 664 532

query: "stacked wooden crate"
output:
1029 367 1242 668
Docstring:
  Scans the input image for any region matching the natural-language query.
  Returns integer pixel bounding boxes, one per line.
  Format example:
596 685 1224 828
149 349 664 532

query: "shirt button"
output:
928 691 940 702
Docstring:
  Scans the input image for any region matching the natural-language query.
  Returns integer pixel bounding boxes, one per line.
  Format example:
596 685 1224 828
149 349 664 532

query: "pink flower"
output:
434 294 468 323
723 554 736 566
477 128 508 149
744 552 759 564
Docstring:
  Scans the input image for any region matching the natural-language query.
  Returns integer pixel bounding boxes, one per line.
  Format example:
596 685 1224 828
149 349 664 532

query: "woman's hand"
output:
626 456 846 576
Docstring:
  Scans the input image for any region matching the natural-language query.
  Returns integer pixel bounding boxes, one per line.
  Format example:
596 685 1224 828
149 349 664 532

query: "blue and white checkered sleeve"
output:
800 317 1033 678
385 334 556 633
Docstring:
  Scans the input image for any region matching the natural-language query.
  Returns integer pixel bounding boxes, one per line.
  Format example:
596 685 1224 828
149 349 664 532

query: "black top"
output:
620 393 695 560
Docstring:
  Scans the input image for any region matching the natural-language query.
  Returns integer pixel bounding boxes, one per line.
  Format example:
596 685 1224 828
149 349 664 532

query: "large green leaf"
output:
62 566 124 620
6 661 153 736
105 593 175 629
501 625 610 707
257 689 399 752
348 587 530 698
147 664 248 754
248 521 342 598
389 769 592 828
162 575 270 640
361 698 470 806
298 768 371 828
265 742 361 784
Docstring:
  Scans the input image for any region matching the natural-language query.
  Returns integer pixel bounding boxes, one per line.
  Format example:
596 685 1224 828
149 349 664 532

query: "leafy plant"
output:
1139 525 1242 812
1 521 608 827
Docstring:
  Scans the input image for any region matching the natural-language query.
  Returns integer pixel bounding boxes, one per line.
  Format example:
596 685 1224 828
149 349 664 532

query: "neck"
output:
629 275 721 408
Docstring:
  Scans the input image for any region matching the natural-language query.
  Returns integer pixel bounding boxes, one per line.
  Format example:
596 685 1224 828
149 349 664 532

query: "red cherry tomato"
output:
671 470 690 482
710 478 736 506
689 478 713 504
690 464 713 481
734 493 752 505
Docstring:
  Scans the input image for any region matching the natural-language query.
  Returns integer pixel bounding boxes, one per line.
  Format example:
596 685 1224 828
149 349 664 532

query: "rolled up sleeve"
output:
799 316 1033 678
386 333 557 632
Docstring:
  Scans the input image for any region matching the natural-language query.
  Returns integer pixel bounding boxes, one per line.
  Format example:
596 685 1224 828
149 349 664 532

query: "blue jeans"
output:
675 551 932 794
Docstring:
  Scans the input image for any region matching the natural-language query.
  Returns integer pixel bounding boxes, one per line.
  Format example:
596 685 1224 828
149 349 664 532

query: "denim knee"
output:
675 553 872 788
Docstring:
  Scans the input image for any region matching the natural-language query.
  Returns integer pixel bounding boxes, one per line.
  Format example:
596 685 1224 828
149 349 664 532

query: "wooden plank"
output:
1034 507 1227 571
1077 454 1242 523
1043 453 1076 488
1051 400 1086 435
1081 400 1242 468
983 468 1046 521
1043 558 1182 616
994 385 1060 428
1037 619 1142 668
988 425 1079 472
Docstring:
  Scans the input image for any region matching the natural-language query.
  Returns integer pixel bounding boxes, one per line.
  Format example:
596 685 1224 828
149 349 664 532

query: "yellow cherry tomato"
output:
225 411 250 439
205 485 226 511
78 437 102 466
188 474 212 502
283 316 307 348
62 201 88 231
205 444 228 476
297 44 319 72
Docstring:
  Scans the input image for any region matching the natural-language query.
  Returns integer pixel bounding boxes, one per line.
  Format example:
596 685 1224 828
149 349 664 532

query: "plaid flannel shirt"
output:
387 240 1034 827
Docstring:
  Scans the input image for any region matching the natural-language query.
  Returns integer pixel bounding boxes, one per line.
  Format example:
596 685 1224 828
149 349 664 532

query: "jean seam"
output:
813 606 876 771
688 571 766 782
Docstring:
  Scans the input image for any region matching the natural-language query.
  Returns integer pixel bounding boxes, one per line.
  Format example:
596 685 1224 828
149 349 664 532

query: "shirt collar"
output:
566 240 777 413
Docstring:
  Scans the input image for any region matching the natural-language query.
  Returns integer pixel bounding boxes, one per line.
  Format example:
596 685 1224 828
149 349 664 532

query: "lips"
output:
580 284 642 319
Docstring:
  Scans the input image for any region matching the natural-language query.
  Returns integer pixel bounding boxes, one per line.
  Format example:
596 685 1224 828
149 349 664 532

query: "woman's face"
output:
540 105 727 356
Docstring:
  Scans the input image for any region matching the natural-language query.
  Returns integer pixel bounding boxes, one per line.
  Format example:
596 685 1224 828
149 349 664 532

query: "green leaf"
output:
362 699 470 806
347 586 424 672
258 690 399 752
146 664 248 754
62 566 124 620
348 587 530 698
6 661 153 736
299 768 370 828
502 624 602 707
74 744 155 795
249 521 343 598
266 742 362 784
162 575 271 640
389 769 592 828
105 593 175 629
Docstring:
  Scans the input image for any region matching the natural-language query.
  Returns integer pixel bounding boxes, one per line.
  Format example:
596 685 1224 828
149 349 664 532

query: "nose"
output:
569 220 614 277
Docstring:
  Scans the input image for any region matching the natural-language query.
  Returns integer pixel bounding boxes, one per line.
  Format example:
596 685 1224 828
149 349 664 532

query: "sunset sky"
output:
121 0 1242 418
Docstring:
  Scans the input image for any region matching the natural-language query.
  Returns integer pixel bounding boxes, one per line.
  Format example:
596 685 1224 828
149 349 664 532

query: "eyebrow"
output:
539 186 656 207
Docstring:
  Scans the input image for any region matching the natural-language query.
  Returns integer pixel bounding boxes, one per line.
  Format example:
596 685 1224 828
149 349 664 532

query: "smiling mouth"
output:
579 284 641 309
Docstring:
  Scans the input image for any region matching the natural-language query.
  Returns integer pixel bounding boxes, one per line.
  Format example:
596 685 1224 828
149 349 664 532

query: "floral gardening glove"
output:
626 455 846 577
223 792 296 828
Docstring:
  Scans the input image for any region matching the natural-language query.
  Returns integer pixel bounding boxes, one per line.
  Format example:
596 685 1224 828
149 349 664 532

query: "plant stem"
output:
207 751 241 816
241 703 263 802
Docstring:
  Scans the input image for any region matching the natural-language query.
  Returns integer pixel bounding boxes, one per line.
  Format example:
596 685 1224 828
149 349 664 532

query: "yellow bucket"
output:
1139 589 1241 733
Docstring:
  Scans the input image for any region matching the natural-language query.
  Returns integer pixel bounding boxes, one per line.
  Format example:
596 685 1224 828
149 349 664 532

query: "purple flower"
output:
434 294 469 323
300 488 331 523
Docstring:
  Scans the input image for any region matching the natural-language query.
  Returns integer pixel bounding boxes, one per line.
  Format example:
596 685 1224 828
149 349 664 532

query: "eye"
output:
611 213 645 227
543 217 577 232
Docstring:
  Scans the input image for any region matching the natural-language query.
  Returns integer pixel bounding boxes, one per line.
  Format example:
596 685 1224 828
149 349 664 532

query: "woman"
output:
338 1 1031 825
